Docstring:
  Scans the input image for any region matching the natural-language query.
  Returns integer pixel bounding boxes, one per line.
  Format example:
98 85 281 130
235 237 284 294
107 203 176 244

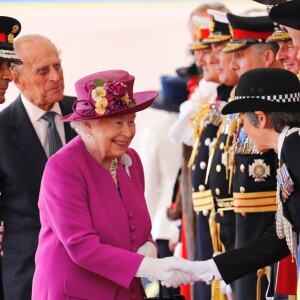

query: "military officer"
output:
189 10 234 300
218 13 281 300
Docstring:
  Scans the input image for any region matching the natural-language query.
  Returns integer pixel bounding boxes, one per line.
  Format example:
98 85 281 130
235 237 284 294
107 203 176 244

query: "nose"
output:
122 122 135 138
194 51 205 67
49 67 60 82
230 57 238 71
3 65 13 82
276 47 286 62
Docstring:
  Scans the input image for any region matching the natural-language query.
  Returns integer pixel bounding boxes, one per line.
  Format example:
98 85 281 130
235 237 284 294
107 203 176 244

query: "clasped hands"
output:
161 257 215 288
136 242 216 288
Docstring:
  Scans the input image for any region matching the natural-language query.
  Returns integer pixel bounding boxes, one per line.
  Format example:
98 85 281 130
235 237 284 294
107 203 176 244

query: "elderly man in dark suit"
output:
0 34 77 300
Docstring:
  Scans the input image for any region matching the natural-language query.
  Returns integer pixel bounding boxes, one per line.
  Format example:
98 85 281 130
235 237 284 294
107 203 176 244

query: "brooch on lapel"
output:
121 154 132 180
277 163 294 202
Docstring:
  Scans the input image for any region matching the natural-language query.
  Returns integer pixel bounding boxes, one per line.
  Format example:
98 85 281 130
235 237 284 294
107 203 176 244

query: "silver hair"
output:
70 121 85 136
245 111 300 133
253 42 279 55
70 119 100 137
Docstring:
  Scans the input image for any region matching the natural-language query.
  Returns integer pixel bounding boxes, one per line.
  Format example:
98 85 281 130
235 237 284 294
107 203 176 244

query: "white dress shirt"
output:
21 94 66 158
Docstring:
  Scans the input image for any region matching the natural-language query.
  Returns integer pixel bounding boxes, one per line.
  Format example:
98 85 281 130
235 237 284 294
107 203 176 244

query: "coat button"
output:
128 213 133 219
130 225 136 231
131 235 137 242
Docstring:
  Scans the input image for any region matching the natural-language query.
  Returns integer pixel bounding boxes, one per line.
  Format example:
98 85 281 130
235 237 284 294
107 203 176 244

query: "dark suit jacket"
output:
0 95 77 300
214 127 300 284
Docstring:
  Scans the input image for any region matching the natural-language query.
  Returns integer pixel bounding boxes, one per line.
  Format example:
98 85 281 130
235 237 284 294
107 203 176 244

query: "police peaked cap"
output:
222 68 300 114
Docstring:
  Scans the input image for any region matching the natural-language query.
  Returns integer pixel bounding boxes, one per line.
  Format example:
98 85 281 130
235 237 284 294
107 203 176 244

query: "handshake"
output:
136 256 217 288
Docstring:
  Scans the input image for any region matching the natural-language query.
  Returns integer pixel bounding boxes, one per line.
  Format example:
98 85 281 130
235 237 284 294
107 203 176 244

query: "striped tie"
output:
42 111 63 157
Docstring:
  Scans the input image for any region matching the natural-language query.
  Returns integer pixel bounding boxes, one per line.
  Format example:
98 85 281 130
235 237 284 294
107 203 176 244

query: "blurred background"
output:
2 0 266 151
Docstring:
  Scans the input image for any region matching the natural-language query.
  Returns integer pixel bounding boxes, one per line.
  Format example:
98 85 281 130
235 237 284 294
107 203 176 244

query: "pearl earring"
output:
87 133 91 138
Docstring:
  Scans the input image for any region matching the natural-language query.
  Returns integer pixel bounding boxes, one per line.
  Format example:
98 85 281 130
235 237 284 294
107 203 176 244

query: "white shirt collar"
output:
278 126 289 160
21 94 62 123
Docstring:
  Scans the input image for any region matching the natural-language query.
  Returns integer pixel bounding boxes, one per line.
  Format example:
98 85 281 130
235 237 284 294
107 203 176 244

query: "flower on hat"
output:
91 78 135 116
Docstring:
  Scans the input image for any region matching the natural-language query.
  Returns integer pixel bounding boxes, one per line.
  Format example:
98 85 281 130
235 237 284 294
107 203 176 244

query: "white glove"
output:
163 258 216 285
220 280 234 300
137 241 157 258
135 257 193 288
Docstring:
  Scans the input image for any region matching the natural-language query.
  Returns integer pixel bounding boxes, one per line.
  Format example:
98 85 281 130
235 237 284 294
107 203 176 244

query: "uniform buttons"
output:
240 164 245 172
216 165 221 172
130 225 136 231
200 161 207 170
240 187 245 193
131 236 137 242
0 251 3 257
205 138 211 146
127 212 133 219
215 188 220 196
199 185 205 191
202 210 209 216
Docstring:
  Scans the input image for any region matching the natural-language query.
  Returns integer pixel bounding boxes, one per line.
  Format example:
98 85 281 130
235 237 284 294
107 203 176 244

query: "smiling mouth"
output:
114 140 127 147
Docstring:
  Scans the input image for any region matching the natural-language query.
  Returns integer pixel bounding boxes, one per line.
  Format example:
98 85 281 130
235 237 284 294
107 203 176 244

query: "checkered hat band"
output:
235 92 300 103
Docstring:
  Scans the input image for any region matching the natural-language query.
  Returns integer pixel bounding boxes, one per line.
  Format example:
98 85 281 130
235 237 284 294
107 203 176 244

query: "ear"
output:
255 111 268 128
264 49 276 67
83 121 92 135
11 70 27 91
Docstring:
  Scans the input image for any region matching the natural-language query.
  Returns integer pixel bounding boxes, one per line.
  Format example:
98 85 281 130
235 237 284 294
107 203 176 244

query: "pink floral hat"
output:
61 70 159 122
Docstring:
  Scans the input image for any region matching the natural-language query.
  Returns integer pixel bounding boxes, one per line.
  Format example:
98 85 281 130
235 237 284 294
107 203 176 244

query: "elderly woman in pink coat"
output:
31 70 192 300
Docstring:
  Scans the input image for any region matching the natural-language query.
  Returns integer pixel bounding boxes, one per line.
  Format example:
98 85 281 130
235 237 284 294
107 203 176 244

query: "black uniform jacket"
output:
214 127 300 284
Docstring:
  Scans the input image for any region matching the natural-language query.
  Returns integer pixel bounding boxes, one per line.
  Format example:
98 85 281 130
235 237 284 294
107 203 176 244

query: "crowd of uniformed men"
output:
166 1 300 299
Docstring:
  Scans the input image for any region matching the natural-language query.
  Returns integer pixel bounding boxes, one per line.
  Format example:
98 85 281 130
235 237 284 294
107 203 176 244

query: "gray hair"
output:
70 121 86 137
245 111 300 133
70 119 100 137
253 42 279 56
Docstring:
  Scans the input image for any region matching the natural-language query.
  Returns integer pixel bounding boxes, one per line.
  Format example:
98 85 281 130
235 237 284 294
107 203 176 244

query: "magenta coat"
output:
32 136 154 300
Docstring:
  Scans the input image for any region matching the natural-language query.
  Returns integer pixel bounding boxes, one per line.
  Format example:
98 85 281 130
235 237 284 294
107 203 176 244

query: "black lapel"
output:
10 97 47 181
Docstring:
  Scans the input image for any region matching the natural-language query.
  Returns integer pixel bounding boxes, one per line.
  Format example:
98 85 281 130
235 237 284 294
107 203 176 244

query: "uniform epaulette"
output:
188 103 213 168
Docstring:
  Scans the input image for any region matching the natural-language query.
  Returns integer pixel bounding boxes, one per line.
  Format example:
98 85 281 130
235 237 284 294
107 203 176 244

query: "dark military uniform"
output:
215 68 300 299
208 110 237 252
191 84 233 299
219 13 279 300
232 128 278 300
190 12 234 299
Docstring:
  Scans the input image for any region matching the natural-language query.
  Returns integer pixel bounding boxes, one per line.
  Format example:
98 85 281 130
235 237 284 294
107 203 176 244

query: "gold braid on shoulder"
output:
188 103 212 168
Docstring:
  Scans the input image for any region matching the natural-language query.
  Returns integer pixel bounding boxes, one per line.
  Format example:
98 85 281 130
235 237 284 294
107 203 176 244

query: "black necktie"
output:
42 111 63 156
